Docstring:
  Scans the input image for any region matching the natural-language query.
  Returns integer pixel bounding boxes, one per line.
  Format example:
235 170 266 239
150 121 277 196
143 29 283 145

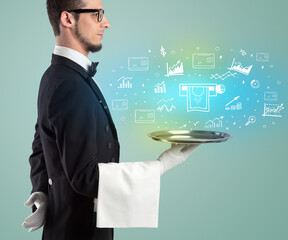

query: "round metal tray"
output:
148 130 232 144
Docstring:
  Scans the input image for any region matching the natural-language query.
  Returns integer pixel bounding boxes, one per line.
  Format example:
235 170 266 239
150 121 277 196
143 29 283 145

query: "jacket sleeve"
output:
47 79 101 198
29 120 48 194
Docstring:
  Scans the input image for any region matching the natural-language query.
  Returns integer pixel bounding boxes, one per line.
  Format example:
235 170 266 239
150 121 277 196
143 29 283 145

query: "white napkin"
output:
95 161 161 228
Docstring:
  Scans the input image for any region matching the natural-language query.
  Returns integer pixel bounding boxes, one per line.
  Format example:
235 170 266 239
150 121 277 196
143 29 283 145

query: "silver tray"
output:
148 130 232 144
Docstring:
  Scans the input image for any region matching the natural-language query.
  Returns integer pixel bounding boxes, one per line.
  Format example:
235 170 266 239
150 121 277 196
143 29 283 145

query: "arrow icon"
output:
226 96 240 107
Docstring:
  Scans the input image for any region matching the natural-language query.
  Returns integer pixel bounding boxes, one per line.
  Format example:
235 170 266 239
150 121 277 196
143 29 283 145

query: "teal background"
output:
0 0 287 239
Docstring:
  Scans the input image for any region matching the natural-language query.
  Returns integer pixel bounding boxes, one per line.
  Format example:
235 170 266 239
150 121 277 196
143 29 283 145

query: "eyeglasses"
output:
67 9 104 22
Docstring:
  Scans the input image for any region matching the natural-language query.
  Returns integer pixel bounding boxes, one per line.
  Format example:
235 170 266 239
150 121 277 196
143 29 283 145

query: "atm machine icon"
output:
179 84 224 112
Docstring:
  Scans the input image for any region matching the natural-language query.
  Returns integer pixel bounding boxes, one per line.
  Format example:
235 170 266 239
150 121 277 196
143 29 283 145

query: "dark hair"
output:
46 0 86 36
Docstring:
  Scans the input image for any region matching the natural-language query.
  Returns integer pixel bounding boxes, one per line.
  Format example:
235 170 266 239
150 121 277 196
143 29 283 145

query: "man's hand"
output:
157 143 200 175
22 192 48 232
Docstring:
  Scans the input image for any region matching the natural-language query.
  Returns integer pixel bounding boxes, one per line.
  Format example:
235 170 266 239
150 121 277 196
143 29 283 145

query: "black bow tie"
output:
88 62 99 77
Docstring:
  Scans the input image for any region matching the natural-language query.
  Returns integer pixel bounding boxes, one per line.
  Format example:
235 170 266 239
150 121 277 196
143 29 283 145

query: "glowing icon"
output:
250 79 260 89
157 98 176 112
205 116 224 128
179 83 224 112
262 103 284 117
228 58 253 75
245 116 256 126
117 76 132 88
225 96 242 110
192 53 215 69
160 46 166 57
154 81 166 93
165 60 184 77
256 53 269 62
112 99 128 111
210 71 237 80
128 57 149 71
135 109 155 123
264 92 277 101
240 49 247 56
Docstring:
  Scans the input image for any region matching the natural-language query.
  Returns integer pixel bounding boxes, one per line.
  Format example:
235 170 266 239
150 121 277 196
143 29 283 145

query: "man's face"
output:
74 0 110 53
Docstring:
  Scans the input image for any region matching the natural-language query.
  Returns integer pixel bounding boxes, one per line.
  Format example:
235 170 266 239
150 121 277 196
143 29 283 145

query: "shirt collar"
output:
53 45 91 72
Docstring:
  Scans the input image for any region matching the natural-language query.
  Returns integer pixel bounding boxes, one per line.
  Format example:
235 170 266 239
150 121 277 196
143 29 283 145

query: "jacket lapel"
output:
51 54 118 139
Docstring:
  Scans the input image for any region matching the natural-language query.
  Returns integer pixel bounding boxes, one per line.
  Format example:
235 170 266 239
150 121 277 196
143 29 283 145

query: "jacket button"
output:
111 157 115 162
107 142 112 150
105 125 109 132
104 106 108 109
48 178 53 185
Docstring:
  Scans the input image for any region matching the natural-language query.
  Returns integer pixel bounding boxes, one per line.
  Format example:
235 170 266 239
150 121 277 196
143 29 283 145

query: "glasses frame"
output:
67 9 104 22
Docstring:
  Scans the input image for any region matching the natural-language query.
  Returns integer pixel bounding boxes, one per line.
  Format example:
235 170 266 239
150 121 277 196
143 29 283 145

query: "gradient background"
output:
0 0 287 239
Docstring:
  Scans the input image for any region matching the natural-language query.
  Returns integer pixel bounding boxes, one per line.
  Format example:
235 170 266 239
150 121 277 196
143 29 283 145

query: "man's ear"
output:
59 11 75 29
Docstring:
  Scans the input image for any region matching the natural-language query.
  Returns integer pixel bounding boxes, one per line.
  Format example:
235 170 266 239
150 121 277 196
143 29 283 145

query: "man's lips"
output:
98 34 103 39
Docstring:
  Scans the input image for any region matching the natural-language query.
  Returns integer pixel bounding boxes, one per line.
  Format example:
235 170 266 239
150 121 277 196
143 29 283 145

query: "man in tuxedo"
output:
22 0 199 239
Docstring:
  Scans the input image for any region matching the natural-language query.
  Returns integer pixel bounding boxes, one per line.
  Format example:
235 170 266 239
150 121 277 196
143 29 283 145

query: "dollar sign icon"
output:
160 46 166 57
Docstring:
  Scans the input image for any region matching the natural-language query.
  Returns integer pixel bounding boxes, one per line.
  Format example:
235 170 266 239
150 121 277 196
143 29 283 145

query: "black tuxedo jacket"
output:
29 54 120 240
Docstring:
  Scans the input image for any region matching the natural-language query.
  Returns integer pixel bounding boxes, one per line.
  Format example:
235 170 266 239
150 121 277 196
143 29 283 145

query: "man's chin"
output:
88 43 102 53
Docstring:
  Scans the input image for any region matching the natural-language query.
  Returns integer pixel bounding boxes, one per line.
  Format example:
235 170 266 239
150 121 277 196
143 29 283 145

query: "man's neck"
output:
55 37 89 57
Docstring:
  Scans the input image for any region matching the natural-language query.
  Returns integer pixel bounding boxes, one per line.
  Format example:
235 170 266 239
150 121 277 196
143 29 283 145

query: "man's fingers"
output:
29 226 41 232
24 194 38 207
181 144 200 155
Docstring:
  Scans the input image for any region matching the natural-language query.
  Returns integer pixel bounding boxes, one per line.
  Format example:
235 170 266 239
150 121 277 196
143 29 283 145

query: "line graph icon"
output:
157 98 176 112
165 60 184 77
210 71 237 80
228 58 253 75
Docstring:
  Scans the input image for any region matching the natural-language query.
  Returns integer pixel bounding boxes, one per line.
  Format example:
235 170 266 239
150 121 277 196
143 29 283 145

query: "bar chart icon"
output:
154 81 166 93
117 76 132 89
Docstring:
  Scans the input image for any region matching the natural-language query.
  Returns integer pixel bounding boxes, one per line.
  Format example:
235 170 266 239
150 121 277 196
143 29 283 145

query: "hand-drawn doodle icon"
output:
264 92 277 101
160 46 166 57
179 84 225 112
225 96 242 110
228 58 253 75
128 57 149 71
135 109 155 123
205 116 224 128
112 99 128 110
262 103 284 117
165 60 184 77
240 49 247 56
117 76 132 88
256 53 269 62
210 71 237 80
154 81 166 93
245 116 256 126
250 79 260 89
157 98 176 112
192 53 215 69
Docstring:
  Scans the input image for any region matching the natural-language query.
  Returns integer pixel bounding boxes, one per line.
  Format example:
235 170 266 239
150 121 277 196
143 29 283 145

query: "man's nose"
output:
101 16 111 29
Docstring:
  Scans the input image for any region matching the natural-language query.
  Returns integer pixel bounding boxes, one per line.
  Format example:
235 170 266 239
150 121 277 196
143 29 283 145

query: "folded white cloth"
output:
95 161 161 228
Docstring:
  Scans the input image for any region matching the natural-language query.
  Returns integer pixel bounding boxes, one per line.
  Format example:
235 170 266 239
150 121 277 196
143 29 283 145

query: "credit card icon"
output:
112 99 128 110
192 53 215 69
256 53 269 62
128 57 149 71
135 109 155 123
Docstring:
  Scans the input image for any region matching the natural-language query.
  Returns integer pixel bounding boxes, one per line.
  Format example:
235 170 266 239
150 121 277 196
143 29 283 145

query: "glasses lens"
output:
99 9 104 22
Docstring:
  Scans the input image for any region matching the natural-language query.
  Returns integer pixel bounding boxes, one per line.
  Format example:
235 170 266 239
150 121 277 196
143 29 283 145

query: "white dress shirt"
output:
53 45 161 228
